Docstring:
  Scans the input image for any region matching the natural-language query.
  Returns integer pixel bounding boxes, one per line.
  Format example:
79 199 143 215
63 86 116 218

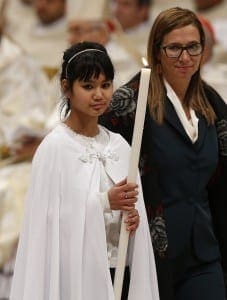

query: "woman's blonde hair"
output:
147 7 215 124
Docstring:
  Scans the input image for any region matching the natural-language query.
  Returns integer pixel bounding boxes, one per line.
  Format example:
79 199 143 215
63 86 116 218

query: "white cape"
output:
10 124 159 300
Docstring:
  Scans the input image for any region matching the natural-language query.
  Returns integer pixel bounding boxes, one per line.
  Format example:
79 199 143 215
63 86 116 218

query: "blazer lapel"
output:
164 98 192 144
193 114 208 151
164 98 208 149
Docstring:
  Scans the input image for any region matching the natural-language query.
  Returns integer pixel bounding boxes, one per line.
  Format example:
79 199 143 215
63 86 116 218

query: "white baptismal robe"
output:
10 124 159 300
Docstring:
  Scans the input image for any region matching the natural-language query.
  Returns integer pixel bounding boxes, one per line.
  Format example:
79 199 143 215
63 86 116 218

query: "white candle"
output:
114 68 151 299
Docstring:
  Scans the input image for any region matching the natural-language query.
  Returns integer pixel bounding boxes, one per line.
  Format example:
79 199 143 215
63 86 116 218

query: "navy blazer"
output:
100 73 227 271
145 97 220 261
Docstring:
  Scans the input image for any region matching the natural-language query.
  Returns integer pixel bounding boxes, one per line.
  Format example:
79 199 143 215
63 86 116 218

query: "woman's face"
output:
159 25 202 86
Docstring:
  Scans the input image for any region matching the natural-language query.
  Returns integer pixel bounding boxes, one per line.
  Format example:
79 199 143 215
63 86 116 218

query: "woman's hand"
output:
108 178 138 211
125 208 140 236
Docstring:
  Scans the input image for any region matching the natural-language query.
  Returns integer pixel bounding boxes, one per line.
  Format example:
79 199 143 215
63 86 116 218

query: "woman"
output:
9 41 159 300
101 7 227 300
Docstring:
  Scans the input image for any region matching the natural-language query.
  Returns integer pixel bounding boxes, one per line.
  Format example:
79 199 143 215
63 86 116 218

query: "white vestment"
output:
0 35 54 269
106 37 141 90
0 36 52 145
202 62 227 104
10 124 159 300
0 35 56 298
6 8 68 70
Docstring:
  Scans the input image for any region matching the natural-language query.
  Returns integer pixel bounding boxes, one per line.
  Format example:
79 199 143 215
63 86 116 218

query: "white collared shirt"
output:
164 79 199 143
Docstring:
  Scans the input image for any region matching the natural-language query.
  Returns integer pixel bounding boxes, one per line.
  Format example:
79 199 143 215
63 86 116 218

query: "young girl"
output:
10 42 159 300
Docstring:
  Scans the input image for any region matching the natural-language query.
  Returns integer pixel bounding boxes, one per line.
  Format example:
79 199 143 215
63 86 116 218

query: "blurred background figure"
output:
193 0 227 64
151 0 193 17
111 0 152 59
0 1 53 161
0 1 55 298
199 15 227 103
199 15 216 63
194 0 224 15
67 18 142 90
65 0 145 90
5 0 68 79
4 0 36 39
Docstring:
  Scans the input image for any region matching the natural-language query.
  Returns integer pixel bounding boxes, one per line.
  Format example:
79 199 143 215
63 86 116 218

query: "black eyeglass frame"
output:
160 42 203 58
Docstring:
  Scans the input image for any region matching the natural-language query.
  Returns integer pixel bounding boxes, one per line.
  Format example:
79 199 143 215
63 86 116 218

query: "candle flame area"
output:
142 57 148 67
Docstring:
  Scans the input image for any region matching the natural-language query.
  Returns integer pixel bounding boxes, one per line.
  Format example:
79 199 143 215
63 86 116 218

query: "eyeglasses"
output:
160 42 203 58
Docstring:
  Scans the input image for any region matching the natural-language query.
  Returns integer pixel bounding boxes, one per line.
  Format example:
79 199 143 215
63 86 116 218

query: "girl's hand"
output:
108 178 138 211
125 208 140 236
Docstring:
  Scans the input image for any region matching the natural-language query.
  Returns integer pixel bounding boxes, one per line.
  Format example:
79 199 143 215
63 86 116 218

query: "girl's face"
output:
159 25 202 86
68 73 113 120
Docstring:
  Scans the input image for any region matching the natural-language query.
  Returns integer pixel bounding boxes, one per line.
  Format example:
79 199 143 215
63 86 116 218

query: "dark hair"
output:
137 0 151 6
61 41 114 84
60 41 114 117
